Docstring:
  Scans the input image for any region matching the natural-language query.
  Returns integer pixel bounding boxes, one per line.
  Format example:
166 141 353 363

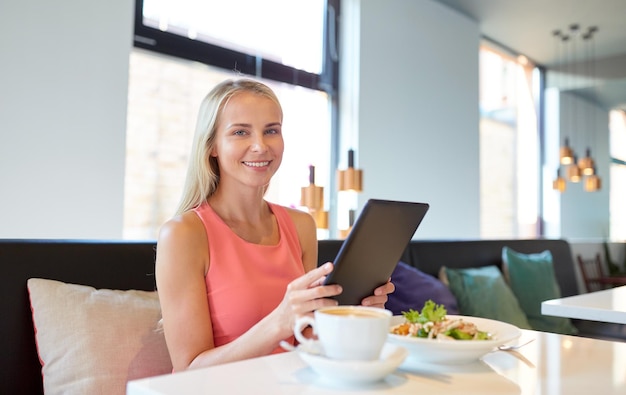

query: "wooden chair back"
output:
577 253 606 293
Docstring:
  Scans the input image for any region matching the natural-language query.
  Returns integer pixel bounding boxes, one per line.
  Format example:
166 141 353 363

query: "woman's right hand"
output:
273 262 342 338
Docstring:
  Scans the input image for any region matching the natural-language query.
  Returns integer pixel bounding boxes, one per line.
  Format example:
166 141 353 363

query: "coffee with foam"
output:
294 306 392 361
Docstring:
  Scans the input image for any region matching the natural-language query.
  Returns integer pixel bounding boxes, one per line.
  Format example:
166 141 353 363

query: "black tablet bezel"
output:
323 199 429 305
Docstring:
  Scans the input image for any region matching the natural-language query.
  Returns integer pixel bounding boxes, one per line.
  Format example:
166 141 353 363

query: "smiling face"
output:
211 91 284 190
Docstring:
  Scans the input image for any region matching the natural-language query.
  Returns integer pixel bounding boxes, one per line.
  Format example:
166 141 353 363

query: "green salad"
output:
390 300 492 341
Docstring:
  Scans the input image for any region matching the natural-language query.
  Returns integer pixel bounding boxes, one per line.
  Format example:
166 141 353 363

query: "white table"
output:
541 285 626 324
127 330 626 395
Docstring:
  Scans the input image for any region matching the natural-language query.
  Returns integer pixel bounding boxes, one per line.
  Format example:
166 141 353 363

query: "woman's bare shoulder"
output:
280 205 317 271
279 206 315 232
157 211 208 271
159 211 204 243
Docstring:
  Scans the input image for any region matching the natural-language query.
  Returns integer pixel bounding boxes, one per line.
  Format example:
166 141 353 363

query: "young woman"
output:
155 78 394 371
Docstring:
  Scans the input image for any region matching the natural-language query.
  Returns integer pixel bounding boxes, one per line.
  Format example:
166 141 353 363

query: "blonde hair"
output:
175 78 282 215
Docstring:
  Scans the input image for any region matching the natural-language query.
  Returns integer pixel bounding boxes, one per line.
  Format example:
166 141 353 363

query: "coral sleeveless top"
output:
193 202 305 352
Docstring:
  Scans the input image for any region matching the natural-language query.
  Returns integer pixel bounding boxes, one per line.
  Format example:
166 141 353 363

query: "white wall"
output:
342 0 480 239
0 0 134 238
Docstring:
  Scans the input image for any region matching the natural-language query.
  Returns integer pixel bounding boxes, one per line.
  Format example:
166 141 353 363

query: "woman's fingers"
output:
310 275 327 288
285 262 342 314
374 279 395 296
285 286 340 316
288 262 337 291
361 279 395 308
290 296 339 316
361 294 388 308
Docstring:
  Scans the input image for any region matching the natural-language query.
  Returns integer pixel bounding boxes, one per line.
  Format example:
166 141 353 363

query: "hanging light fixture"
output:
577 28 597 177
300 165 328 229
584 168 601 192
337 148 363 238
554 30 576 166
578 147 595 175
567 154 581 182
338 149 363 192
578 29 593 176
566 25 581 167
338 209 356 239
552 24 602 192
560 137 575 165
552 168 566 192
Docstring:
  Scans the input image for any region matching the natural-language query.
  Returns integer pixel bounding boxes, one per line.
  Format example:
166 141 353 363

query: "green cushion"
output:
441 265 532 329
502 247 578 335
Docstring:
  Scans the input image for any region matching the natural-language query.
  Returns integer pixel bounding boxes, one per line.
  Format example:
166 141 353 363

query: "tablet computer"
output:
323 199 429 305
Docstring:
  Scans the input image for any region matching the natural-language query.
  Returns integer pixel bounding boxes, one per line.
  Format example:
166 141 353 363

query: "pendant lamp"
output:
337 149 363 192
567 155 581 183
578 148 595 175
552 169 566 192
560 138 574 165
300 165 328 229
584 168 602 192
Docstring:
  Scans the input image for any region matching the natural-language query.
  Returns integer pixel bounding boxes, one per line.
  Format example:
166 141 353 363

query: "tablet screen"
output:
323 199 429 305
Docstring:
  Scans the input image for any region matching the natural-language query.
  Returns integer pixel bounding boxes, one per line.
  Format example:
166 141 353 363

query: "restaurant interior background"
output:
1 0 625 269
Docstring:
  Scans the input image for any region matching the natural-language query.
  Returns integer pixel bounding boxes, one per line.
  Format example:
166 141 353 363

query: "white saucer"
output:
296 343 408 386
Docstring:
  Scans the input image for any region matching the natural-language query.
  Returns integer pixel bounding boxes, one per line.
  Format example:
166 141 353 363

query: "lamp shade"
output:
560 138 574 165
301 184 324 210
567 159 581 182
584 174 601 192
337 168 363 192
560 146 574 165
337 149 363 192
552 169 566 192
553 179 566 192
578 148 595 175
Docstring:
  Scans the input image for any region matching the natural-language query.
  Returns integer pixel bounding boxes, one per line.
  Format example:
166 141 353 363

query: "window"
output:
610 110 626 240
479 43 542 239
141 0 326 75
125 0 338 239
134 0 337 91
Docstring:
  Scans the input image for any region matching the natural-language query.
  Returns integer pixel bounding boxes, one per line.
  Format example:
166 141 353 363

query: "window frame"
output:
133 0 340 95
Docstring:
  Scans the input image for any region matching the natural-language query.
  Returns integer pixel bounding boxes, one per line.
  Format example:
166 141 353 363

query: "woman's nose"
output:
250 133 268 152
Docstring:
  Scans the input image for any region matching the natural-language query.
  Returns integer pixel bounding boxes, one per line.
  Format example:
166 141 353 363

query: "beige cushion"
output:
27 278 172 395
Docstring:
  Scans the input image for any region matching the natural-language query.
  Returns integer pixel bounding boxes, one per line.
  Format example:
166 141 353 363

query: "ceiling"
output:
433 0 626 110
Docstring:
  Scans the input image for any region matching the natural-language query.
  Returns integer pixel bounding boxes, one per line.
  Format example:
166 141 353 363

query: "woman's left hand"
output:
361 279 395 309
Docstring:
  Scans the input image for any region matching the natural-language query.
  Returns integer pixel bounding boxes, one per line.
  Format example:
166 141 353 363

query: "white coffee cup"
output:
293 305 392 361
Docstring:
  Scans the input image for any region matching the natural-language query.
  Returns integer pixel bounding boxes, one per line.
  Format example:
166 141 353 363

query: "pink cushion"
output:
27 278 172 395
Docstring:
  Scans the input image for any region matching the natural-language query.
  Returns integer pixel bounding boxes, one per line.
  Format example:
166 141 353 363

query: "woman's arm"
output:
287 206 319 273
156 210 341 371
155 212 217 371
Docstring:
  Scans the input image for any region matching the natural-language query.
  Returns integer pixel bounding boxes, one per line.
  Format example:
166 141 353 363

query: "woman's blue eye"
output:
234 130 247 136
265 128 279 135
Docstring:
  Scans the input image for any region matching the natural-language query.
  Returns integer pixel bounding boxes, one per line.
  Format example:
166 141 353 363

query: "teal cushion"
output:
441 265 532 329
502 247 578 335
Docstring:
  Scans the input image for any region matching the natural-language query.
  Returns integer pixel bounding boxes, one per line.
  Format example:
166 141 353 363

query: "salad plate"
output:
387 313 521 365
296 342 408 386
